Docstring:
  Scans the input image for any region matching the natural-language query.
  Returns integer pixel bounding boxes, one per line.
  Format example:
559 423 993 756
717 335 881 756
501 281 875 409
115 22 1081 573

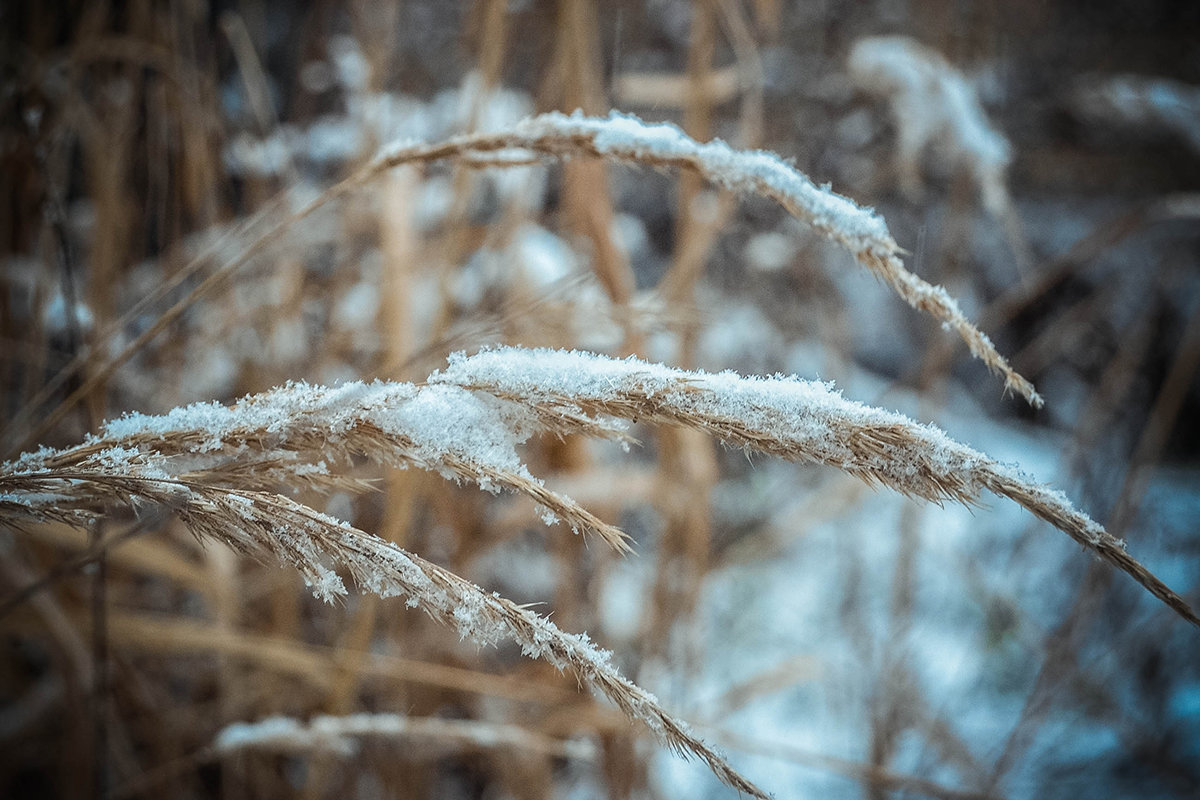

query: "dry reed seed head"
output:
433 347 998 503
1 350 1193 796
373 110 1039 406
511 111 896 253
870 253 1043 406
1 345 1189 625
433 346 1195 627
0 379 630 551
0 466 761 793
223 503 765 796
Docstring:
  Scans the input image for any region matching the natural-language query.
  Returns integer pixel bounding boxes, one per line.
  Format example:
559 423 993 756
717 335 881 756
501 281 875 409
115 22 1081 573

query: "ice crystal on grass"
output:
517 110 896 258
2 378 628 551
432 346 1195 627
2 346 1189 625
434 346 991 502
490 110 1041 405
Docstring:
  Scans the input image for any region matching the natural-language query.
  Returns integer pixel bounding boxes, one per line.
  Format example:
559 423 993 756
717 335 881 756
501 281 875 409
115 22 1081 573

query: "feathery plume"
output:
3 380 630 552
371 111 1041 406
434 346 1195 627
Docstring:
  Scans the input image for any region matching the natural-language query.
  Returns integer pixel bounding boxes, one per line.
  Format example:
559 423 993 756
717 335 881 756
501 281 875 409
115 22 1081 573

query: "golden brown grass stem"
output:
1 472 763 796
439 347 1196 628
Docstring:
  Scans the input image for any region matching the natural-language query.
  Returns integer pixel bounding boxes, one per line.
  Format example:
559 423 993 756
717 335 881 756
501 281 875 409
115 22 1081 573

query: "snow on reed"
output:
2 468 762 794
2 347 1192 626
213 712 596 761
512 111 894 255
370 110 1040 406
848 35 1013 216
276 507 765 797
434 346 1196 627
3 380 629 552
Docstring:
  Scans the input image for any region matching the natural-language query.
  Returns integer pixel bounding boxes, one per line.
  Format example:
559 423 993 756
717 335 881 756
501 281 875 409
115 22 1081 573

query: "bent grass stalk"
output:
2 347 1195 797
435 347 1196 627
1 475 764 797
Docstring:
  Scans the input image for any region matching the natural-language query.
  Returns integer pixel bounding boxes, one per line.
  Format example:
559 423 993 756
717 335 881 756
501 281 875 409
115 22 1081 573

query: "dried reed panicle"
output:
3 380 630 552
434 347 1197 628
365 111 1042 407
4 349 1191 629
1 452 758 791
1 472 762 796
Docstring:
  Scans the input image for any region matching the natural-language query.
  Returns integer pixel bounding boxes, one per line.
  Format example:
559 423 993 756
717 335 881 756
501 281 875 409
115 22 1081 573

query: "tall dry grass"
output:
2 3 1198 799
